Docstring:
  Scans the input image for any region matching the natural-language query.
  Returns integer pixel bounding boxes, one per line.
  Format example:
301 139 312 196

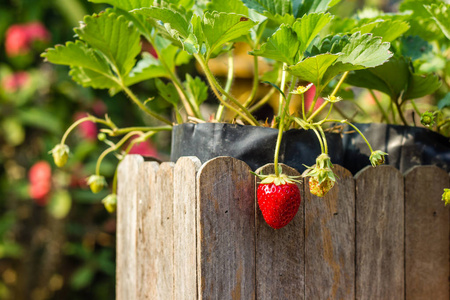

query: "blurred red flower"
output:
1 71 30 92
28 161 52 205
5 22 51 57
128 137 159 158
74 112 97 141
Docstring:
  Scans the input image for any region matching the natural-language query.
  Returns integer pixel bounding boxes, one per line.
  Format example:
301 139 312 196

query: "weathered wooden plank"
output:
173 157 202 300
255 163 305 300
153 162 175 299
197 156 256 299
117 155 144 300
136 161 159 300
404 166 450 300
305 165 355 300
355 165 404 300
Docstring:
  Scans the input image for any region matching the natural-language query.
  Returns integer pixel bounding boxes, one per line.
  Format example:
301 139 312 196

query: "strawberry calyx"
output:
252 166 301 186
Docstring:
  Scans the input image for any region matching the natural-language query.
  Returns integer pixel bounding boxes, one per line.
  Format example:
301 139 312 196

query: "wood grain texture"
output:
255 163 304 300
355 165 404 300
153 162 175 299
197 156 256 300
404 166 450 300
136 161 159 300
117 155 144 300
305 165 355 300
173 157 202 300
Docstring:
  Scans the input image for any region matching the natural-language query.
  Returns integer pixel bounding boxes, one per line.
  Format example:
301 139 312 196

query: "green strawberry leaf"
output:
286 53 340 87
346 56 410 99
184 74 209 106
322 32 392 85
351 19 410 42
336 32 392 68
249 24 299 65
241 0 297 18
438 93 450 110
88 0 152 11
201 12 257 59
403 73 441 101
70 67 120 90
74 12 141 78
124 53 168 86
134 7 197 53
207 0 249 16
297 0 342 17
155 78 180 106
206 0 267 43
425 3 450 40
399 35 433 61
42 41 119 90
292 12 333 55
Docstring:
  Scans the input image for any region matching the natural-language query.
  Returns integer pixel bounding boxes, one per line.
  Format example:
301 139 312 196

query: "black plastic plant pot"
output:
170 123 344 172
342 123 450 174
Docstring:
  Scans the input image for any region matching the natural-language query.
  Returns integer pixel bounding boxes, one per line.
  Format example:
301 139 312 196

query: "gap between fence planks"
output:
117 155 450 300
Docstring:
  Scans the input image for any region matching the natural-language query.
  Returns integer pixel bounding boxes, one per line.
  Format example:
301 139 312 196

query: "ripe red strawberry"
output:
256 174 301 229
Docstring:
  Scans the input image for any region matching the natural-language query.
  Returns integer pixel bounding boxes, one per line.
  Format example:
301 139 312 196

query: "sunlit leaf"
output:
75 13 141 77
201 12 257 59
184 74 208 106
250 24 299 64
293 12 333 55
425 3 450 40
286 53 340 87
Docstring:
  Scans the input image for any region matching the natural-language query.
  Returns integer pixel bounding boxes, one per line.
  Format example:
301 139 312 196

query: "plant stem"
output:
307 71 349 118
317 126 328 154
216 50 235 121
147 36 200 119
311 127 325 154
410 100 422 116
273 70 293 177
301 94 306 120
395 99 408 126
325 119 374 153
307 101 329 122
194 53 259 126
121 85 173 125
248 87 276 113
60 117 90 145
277 64 288 117
369 89 389 122
102 126 172 137
242 55 260 108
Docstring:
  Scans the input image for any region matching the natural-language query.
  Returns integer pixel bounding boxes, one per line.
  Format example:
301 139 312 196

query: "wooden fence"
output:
116 155 450 300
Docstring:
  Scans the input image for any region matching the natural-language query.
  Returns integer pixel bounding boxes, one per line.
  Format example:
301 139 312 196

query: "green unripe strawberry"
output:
50 144 70 167
442 189 450 206
309 176 335 197
369 150 388 167
87 175 107 194
304 154 336 197
102 194 117 213
420 111 435 127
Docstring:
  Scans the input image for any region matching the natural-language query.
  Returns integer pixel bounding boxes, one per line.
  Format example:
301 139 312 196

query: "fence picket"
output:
117 155 143 300
355 165 404 300
255 163 305 300
173 157 201 300
305 165 355 300
197 157 256 299
136 161 159 299
404 166 450 300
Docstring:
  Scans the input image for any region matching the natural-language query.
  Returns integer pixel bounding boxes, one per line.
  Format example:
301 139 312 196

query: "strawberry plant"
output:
42 0 448 226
